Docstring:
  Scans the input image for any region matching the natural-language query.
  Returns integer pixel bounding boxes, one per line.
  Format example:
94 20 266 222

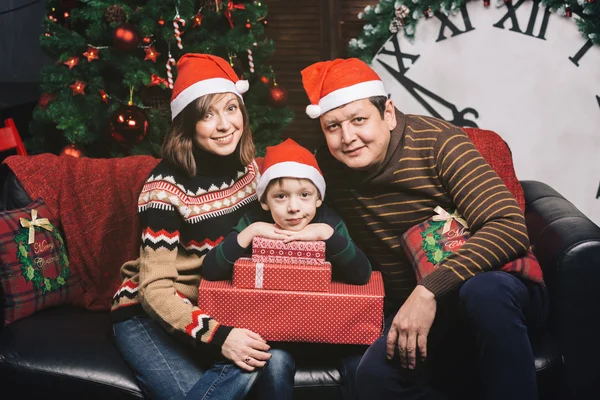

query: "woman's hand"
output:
222 328 272 371
276 223 334 243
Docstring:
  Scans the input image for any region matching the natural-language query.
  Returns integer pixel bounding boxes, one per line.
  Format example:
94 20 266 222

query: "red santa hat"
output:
257 138 326 200
301 58 387 119
170 53 249 120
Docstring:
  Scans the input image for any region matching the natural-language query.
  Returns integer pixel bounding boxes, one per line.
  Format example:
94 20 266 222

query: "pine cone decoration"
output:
105 5 127 25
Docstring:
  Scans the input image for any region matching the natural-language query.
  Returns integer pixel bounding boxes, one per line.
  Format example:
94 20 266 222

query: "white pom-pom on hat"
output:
306 104 322 119
235 80 249 94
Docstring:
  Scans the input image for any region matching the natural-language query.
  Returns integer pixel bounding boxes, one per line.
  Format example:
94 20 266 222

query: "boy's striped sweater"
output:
111 151 261 348
317 110 534 305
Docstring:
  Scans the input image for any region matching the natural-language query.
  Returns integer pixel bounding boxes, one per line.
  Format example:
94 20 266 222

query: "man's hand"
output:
386 285 436 369
222 328 272 371
275 223 334 243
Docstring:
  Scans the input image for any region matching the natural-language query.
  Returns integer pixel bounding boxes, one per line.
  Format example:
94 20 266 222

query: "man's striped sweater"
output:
111 150 261 348
316 110 532 305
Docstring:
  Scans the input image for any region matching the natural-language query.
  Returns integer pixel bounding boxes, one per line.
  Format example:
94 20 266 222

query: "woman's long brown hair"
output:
161 93 255 177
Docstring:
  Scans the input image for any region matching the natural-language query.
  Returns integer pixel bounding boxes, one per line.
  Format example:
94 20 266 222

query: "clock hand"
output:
377 58 479 127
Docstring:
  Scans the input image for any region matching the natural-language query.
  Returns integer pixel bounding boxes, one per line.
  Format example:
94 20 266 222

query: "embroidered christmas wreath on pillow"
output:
0 198 82 325
400 206 543 284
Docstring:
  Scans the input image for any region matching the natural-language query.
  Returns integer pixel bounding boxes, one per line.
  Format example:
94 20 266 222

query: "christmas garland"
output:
348 0 600 63
15 226 72 294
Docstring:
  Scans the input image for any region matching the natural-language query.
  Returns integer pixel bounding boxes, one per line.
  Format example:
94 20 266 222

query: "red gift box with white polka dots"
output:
251 237 326 266
198 272 385 345
233 257 331 292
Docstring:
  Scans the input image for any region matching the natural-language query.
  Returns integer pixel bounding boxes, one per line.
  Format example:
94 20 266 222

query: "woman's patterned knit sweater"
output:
111 149 260 348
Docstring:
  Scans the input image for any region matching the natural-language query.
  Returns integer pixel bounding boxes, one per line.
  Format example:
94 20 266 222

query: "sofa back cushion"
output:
3 154 160 310
461 128 525 213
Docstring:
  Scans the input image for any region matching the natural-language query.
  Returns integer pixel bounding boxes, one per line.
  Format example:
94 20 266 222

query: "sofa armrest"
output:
521 180 600 400
0 165 31 211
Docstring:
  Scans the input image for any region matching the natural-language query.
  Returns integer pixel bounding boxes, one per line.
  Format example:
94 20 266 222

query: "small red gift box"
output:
199 272 385 345
252 237 326 266
401 207 543 284
233 257 331 292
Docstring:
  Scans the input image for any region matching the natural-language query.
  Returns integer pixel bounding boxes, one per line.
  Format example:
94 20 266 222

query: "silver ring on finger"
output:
244 356 252 364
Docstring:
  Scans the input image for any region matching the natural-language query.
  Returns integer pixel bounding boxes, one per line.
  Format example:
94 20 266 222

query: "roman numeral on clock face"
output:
435 5 475 42
493 0 551 40
376 35 420 75
569 40 594 67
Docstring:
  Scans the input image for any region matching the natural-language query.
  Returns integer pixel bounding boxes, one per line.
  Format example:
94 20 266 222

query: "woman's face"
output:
194 93 244 156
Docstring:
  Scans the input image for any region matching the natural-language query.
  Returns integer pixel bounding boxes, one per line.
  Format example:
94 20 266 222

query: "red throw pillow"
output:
462 128 525 213
400 207 543 284
0 198 83 325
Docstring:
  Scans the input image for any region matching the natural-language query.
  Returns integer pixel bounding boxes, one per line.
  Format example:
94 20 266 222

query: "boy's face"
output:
261 178 322 232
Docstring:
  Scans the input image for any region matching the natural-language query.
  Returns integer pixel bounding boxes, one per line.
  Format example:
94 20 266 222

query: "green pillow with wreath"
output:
0 198 83 325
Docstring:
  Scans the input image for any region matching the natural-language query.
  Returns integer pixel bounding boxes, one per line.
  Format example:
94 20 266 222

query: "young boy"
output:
202 138 372 286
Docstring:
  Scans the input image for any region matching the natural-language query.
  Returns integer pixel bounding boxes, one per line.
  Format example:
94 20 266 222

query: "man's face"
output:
261 178 322 232
319 98 396 171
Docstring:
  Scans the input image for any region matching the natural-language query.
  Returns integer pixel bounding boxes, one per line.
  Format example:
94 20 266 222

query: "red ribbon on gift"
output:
224 0 246 28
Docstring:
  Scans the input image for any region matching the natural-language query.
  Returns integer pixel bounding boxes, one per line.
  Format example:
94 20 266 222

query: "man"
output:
301 58 548 400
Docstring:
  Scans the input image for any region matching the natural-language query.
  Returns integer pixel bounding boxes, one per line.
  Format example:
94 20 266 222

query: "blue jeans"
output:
354 271 549 400
113 315 295 400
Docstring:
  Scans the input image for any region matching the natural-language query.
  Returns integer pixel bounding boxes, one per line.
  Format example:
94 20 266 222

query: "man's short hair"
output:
369 95 388 119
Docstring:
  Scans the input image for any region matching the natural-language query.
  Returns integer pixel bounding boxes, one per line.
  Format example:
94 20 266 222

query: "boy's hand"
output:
238 222 291 247
276 223 334 243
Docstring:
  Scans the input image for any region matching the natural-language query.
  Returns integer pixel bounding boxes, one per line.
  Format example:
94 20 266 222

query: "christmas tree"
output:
30 0 293 158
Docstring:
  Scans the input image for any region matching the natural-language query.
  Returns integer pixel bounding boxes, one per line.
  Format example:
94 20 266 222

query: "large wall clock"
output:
371 0 600 226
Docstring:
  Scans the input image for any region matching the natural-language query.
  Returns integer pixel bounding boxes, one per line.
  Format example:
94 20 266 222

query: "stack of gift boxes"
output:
198 237 384 345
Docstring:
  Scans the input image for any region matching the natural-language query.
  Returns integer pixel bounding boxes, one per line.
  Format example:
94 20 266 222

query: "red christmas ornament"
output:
262 19 268 26
38 93 55 109
158 18 165 26
113 23 141 51
148 74 169 88
144 46 160 62
193 13 203 28
143 37 152 44
565 6 572 17
483 0 490 6
70 80 86 96
83 46 99 62
60 144 84 158
260 76 270 84
109 103 149 147
269 85 287 108
245 20 252 29
100 90 109 104
64 56 79 69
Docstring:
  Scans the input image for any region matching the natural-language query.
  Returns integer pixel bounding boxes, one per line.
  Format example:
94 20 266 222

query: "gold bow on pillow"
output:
432 206 469 234
19 209 53 244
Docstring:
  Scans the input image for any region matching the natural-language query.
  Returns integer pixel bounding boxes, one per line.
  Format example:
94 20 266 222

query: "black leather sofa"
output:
1 165 599 399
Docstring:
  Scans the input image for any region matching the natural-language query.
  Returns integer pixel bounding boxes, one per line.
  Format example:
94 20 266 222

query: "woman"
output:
111 54 294 400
